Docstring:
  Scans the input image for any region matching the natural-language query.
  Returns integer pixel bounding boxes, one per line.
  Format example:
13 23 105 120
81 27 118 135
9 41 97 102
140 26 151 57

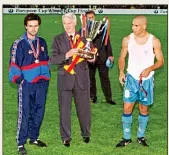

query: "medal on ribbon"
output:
28 37 40 63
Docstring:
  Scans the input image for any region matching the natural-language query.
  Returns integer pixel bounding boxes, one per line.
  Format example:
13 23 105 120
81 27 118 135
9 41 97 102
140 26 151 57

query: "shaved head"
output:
133 15 148 27
132 15 148 35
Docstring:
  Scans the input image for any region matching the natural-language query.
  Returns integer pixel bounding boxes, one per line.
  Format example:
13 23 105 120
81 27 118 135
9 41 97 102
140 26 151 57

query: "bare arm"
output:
140 36 164 77
118 36 129 86
151 37 164 70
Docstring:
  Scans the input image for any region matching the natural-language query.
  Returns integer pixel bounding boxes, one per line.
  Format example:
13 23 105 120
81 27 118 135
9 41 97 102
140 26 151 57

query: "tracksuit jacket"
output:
8 32 50 145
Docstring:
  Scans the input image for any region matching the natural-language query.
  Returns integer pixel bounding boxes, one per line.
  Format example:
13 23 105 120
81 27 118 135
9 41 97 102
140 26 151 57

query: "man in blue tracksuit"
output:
8 13 50 155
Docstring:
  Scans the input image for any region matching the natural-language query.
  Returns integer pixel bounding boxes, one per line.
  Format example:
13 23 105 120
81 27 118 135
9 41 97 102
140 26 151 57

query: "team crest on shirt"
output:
144 50 148 55
28 50 33 54
41 47 44 52
124 90 130 98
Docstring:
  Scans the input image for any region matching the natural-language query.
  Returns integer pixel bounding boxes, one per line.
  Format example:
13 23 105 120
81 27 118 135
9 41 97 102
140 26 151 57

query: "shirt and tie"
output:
68 34 74 46
65 34 75 60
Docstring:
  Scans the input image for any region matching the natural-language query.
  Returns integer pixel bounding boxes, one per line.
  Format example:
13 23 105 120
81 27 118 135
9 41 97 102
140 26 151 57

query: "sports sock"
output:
137 114 149 138
122 113 132 140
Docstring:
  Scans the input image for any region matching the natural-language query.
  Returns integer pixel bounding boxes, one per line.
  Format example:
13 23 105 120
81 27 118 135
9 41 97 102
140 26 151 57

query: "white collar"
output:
68 33 74 39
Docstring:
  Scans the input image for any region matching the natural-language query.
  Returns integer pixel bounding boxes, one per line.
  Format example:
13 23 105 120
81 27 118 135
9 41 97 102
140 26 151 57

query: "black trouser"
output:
58 78 91 142
88 62 112 102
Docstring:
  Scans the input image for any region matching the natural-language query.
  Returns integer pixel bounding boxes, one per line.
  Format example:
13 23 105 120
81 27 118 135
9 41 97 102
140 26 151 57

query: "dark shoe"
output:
63 139 70 147
18 145 27 155
29 139 47 147
107 100 116 105
116 138 132 147
91 97 97 103
137 137 149 146
83 137 90 143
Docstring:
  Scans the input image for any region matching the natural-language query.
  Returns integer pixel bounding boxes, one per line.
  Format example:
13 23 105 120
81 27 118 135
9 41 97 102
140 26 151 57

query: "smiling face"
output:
63 17 76 34
25 20 39 39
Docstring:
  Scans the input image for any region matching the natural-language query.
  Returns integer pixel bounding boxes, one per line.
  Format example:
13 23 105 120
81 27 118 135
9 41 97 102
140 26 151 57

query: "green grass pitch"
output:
3 14 167 155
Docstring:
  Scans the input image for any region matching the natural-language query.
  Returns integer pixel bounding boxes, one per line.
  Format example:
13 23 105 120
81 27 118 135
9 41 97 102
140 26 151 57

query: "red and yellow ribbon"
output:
64 34 85 75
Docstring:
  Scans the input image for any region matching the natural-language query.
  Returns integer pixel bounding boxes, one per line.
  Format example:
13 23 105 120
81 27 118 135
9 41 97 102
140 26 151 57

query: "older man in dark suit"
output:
50 13 93 147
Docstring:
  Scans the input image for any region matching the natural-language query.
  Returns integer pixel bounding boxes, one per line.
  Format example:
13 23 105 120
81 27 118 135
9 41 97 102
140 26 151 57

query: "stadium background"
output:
3 4 168 155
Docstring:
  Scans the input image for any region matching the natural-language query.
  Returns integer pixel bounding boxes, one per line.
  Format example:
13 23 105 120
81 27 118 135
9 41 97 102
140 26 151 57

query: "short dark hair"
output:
85 10 95 16
24 13 41 26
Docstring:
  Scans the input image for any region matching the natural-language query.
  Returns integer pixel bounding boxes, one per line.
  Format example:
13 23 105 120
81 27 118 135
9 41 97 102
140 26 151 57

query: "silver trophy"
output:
77 15 107 59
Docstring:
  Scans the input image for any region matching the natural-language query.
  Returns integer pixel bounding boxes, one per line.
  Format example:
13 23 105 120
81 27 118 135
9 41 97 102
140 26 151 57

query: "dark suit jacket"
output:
50 32 90 91
93 31 113 63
